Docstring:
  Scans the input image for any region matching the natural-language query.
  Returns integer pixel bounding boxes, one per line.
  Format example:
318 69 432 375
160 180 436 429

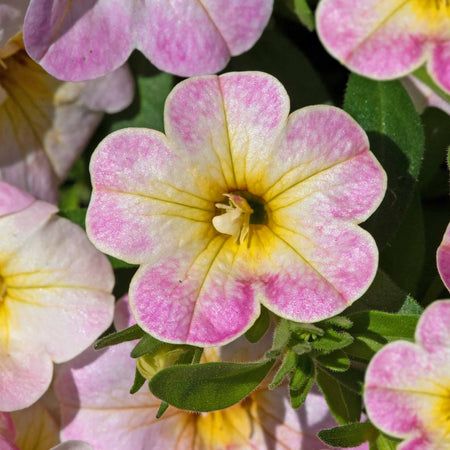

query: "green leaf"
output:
347 269 408 314
130 367 146 394
316 350 350 372
398 295 424 315
325 366 365 395
369 433 400 450
59 208 87 229
285 0 315 30
272 319 292 350
94 324 145 350
289 355 315 409
318 422 378 447
344 75 425 249
318 316 353 330
226 27 330 109
270 349 297 389
245 306 270 343
156 401 169 419
107 256 137 269
311 329 353 353
413 66 450 105
316 367 361 424
149 359 275 412
130 333 165 358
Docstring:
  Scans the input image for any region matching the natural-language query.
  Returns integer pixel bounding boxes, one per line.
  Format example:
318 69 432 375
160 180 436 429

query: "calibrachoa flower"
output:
365 300 450 449
23 0 273 82
86 71 387 346
0 182 114 411
316 0 450 94
437 224 450 290
0 33 133 203
54 296 340 450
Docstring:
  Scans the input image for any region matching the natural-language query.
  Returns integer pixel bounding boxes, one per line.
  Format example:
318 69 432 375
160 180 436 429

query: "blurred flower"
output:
0 32 133 203
23 0 273 81
0 182 114 411
365 300 450 449
55 295 340 450
87 71 386 346
317 0 450 94
437 224 450 291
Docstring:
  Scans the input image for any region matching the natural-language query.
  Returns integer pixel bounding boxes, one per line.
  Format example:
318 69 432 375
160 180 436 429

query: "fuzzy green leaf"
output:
316 350 350 372
245 306 270 343
318 422 378 447
311 329 353 353
130 367 146 394
94 324 145 350
149 360 275 412
270 350 297 389
289 355 315 409
130 334 165 358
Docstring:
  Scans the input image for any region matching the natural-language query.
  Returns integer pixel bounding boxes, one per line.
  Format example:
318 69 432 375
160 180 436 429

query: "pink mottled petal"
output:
130 236 260 346
79 64 134 113
56 342 185 450
250 223 377 322
398 436 432 450
87 128 216 264
136 0 229 77
429 41 450 95
24 0 134 82
0 341 53 411
0 0 27 48
196 0 272 56
317 0 428 79
437 224 450 291
165 72 289 191
415 300 450 355
0 182 34 216
4 215 114 363
364 342 435 438
261 106 385 219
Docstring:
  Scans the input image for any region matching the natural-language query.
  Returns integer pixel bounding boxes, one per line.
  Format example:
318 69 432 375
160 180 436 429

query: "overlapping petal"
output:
0 183 114 411
87 72 386 346
365 300 450 448
23 0 273 81
0 0 27 51
437 224 450 291
55 297 339 450
0 43 133 202
317 0 450 93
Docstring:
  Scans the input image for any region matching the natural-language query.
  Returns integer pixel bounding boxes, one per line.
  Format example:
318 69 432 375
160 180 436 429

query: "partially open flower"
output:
0 182 114 411
365 300 450 449
317 0 450 94
87 72 386 346
0 25 134 202
23 0 273 81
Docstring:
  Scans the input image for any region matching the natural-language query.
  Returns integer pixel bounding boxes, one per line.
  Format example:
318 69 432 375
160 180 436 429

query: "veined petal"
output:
24 0 134 82
165 72 289 191
246 224 377 321
130 236 260 346
87 128 217 264
437 224 450 291
317 0 428 79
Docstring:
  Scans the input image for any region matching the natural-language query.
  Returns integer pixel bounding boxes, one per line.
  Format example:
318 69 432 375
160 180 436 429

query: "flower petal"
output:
317 0 428 79
165 72 290 191
130 235 260 346
0 182 34 216
429 41 450 94
87 128 216 264
0 0 27 48
24 0 134 82
437 224 450 291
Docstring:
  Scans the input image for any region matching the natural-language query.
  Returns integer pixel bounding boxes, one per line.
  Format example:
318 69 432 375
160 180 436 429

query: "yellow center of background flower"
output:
411 0 450 27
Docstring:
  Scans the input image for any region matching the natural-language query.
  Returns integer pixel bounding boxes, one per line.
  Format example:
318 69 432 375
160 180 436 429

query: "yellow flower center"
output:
0 275 6 302
412 0 450 26
212 191 268 245
431 383 450 441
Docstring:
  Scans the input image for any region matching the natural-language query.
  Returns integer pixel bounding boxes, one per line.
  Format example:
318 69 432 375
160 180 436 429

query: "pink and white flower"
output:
23 0 273 81
437 224 450 291
365 300 450 449
54 296 340 450
0 182 114 412
86 71 386 346
317 0 450 94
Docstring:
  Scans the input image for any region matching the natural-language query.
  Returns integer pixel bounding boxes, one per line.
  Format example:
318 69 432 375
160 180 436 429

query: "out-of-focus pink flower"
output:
317 0 450 94
23 0 273 81
0 34 133 203
54 295 341 450
437 224 450 291
86 71 386 347
402 76 450 115
0 182 115 412
365 300 450 449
